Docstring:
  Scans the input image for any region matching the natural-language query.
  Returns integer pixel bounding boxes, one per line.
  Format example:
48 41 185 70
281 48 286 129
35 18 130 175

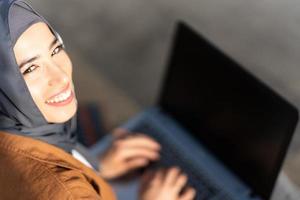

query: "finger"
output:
173 173 188 194
164 167 181 186
151 169 164 186
119 147 160 161
112 128 129 138
131 133 158 141
179 187 196 200
124 158 149 171
117 135 161 150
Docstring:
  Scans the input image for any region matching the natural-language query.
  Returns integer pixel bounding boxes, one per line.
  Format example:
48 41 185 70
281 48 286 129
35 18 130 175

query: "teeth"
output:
46 90 71 104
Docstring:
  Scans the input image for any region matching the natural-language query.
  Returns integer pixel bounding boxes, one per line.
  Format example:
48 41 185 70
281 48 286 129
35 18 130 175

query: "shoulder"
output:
38 160 103 200
0 146 102 199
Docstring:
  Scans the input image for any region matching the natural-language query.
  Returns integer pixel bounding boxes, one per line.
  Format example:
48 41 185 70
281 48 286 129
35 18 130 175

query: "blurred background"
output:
28 0 300 188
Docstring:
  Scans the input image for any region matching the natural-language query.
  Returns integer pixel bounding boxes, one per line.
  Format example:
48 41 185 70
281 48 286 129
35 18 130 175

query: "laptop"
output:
93 21 299 200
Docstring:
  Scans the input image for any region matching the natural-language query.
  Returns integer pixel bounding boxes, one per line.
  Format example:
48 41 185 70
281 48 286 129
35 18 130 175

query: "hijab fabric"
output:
0 0 77 153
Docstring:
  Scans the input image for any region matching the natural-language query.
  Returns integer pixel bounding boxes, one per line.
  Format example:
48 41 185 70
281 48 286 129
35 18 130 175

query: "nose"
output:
46 61 69 87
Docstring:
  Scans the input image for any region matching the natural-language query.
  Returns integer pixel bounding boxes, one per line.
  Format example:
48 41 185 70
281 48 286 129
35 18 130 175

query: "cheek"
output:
56 52 73 77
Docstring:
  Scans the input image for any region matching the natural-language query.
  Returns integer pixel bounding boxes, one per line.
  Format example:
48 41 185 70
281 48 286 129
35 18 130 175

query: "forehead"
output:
13 22 55 60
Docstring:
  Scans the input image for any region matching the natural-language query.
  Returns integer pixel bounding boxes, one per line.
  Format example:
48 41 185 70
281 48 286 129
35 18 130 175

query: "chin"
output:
45 102 78 123
56 113 76 123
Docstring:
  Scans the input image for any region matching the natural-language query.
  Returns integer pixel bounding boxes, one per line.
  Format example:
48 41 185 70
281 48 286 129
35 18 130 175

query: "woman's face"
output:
13 22 77 123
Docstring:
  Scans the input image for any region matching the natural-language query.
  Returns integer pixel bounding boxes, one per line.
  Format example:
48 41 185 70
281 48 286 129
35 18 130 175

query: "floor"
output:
28 0 300 189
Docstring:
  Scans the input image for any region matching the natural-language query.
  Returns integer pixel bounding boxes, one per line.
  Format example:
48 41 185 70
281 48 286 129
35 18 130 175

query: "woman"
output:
0 0 196 199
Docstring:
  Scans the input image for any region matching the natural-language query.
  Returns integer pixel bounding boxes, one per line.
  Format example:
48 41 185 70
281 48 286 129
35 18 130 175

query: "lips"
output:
45 83 74 106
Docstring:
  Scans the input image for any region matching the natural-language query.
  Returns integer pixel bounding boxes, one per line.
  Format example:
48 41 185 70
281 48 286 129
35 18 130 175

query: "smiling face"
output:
13 22 77 123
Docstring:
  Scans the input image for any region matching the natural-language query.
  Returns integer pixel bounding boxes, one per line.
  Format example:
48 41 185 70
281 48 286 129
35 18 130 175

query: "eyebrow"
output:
19 37 59 69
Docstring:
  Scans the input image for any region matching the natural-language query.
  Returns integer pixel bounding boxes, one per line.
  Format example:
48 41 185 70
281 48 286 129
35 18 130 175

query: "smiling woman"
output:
0 1 116 199
0 0 195 199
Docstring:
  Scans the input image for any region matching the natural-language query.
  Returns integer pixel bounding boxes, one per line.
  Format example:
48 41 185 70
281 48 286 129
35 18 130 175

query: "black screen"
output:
159 22 298 200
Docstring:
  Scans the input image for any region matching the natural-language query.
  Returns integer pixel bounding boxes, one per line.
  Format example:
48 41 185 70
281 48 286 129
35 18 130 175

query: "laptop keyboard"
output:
130 121 232 200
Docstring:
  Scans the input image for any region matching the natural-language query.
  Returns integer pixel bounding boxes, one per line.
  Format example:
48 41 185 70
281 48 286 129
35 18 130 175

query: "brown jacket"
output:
0 131 117 200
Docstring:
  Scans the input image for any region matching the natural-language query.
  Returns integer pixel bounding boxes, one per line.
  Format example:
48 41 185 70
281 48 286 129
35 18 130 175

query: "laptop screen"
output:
159 22 298 200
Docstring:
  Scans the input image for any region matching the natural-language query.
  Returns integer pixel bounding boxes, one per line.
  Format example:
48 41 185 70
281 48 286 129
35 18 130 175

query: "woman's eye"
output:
22 65 39 75
51 44 64 56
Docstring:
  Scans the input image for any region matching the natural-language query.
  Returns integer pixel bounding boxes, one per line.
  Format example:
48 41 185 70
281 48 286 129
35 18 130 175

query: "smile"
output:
45 84 74 106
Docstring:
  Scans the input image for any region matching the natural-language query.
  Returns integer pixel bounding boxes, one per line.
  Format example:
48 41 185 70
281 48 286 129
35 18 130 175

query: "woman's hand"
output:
99 128 161 180
139 167 196 200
